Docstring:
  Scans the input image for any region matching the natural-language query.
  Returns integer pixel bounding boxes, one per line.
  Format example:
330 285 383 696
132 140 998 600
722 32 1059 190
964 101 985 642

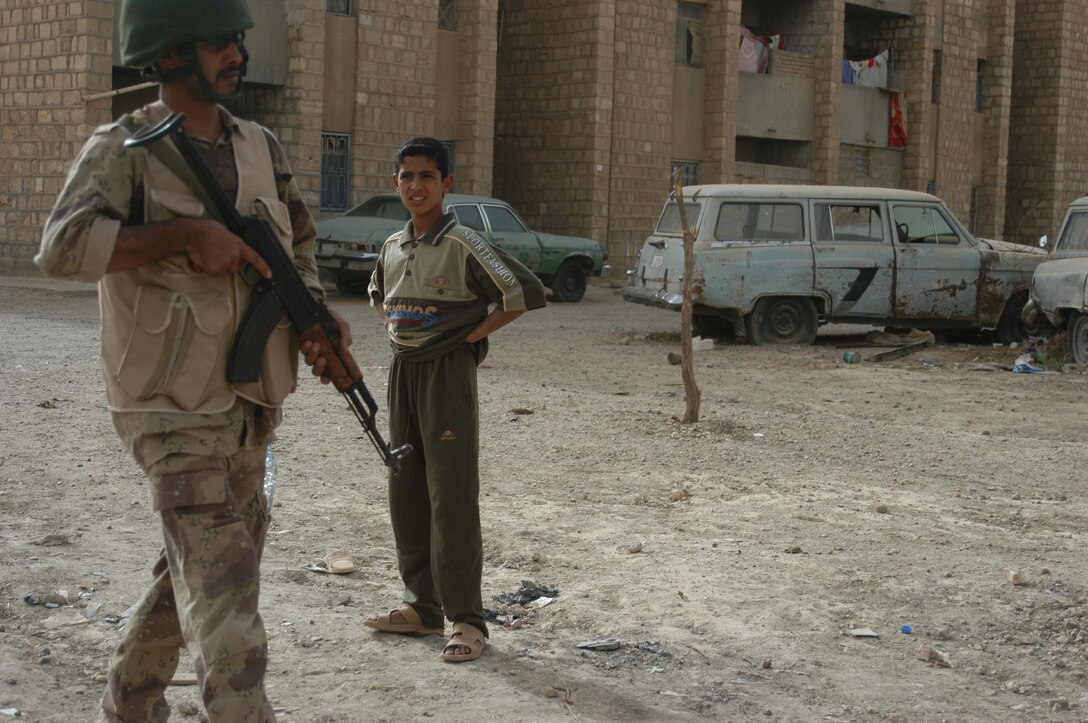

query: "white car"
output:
1024 196 1088 364
624 184 1046 344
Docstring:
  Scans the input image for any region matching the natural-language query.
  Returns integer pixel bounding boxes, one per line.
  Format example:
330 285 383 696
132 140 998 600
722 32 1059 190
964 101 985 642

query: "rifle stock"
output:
124 112 411 471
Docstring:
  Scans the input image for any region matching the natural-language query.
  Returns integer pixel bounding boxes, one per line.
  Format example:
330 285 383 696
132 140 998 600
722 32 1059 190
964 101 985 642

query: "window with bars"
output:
439 0 457 30
440 140 455 177
671 160 699 188
320 133 351 211
325 0 351 16
675 3 704 67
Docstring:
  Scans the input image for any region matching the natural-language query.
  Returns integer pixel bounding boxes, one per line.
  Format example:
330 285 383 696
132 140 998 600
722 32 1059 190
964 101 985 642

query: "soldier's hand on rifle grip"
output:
183 219 272 278
300 306 354 385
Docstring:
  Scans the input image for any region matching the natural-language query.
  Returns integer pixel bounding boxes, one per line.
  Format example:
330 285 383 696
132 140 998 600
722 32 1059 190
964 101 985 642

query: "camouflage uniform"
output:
37 100 319 722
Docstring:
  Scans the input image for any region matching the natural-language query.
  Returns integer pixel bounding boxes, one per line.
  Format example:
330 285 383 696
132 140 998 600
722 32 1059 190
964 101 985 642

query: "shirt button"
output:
409 254 415 260
405 270 412 276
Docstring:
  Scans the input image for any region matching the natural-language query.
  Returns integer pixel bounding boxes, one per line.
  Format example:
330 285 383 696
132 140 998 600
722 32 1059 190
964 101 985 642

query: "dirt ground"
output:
1 274 1087 723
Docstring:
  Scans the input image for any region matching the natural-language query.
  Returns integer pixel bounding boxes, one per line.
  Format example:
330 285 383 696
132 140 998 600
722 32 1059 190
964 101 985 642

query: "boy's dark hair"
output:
396 137 450 178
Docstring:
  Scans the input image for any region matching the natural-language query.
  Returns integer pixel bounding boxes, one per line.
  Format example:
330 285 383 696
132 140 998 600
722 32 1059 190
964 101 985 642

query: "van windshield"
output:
656 202 702 234
715 202 804 242
1057 211 1088 252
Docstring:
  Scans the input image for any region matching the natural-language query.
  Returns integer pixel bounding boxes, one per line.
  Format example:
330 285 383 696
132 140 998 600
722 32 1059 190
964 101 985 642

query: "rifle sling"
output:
118 114 227 226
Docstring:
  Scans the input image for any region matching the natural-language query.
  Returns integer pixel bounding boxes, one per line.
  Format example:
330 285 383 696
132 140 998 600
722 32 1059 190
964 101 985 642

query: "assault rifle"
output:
124 112 412 472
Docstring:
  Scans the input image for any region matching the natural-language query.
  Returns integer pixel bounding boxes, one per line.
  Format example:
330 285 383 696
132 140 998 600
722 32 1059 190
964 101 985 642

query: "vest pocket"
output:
113 286 230 410
253 197 293 253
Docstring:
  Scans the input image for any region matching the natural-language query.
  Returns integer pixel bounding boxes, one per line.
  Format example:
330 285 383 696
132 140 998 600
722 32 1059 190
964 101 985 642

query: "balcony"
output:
735 72 814 141
845 0 911 17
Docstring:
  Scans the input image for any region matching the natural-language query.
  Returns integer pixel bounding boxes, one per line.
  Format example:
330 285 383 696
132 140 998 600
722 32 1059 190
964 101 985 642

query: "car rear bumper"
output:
621 283 682 310
315 248 378 275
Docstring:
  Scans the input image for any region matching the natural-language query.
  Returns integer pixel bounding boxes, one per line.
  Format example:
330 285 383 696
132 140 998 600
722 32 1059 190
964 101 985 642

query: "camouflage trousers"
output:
99 400 279 723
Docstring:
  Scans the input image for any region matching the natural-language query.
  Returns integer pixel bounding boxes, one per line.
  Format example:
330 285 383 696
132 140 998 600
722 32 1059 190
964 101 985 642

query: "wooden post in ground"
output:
673 168 701 424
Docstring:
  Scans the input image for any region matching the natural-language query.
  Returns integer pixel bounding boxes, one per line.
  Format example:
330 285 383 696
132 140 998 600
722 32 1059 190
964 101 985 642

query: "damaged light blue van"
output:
623 185 1046 344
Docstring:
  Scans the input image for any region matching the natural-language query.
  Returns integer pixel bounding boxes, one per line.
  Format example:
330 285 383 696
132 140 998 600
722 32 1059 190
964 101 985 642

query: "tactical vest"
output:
99 101 298 414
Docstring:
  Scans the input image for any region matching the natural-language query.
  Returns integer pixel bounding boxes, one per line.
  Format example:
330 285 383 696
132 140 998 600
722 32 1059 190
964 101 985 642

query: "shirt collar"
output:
399 212 457 247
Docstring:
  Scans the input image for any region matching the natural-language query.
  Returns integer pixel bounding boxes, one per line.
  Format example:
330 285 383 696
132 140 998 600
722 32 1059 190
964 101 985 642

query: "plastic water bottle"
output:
263 446 277 514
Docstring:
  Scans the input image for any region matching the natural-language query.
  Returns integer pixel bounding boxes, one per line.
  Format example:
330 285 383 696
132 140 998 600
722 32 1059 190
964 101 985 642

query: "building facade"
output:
0 0 1083 277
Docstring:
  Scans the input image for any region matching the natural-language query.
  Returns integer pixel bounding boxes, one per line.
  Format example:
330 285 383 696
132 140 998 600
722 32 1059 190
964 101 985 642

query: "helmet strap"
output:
151 41 249 103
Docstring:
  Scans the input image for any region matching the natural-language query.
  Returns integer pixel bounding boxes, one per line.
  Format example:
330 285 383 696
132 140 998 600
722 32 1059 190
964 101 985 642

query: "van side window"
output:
715 203 804 242
815 204 884 243
1056 211 1088 252
892 205 961 245
656 202 703 233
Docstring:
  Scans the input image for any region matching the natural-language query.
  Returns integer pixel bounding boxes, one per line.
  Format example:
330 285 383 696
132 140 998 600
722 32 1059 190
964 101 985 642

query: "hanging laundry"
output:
739 26 769 74
889 91 909 147
842 58 855 85
855 49 889 88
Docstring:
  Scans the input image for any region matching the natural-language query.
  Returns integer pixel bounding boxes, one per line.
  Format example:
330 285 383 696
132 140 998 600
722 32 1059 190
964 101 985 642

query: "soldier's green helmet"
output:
120 0 254 68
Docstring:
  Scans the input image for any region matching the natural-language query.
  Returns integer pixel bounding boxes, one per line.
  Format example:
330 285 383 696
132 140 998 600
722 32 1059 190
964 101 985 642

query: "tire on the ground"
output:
550 260 587 303
1066 311 1088 365
996 290 1042 345
744 296 818 345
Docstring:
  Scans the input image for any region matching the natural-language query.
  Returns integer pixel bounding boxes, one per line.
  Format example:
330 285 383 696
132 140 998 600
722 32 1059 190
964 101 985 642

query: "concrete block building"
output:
0 0 1084 277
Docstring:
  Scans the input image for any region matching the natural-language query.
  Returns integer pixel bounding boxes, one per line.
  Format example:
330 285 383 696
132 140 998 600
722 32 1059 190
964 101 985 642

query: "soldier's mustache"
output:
217 65 242 80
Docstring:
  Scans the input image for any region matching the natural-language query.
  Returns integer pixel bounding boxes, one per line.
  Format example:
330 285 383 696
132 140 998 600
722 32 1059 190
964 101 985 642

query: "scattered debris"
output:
868 340 932 363
576 639 621 652
1004 568 1023 586
494 581 559 607
24 591 72 607
30 534 71 547
784 546 803 554
848 628 879 638
1012 352 1057 374
916 644 952 668
508 407 534 415
874 504 890 514
667 489 691 502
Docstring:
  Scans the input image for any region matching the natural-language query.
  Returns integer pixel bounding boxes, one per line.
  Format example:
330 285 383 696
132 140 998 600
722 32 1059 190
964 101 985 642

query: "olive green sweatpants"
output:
387 344 488 638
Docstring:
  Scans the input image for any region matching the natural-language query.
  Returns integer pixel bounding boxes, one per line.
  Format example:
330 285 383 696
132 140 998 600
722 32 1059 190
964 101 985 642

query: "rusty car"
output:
1023 196 1088 364
315 193 609 302
622 184 1046 344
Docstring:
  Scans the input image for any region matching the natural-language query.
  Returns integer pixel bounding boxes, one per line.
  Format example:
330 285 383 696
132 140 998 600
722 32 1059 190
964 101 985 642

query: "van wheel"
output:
996 290 1042 344
744 297 818 345
693 314 735 341
551 260 587 302
1067 312 1088 365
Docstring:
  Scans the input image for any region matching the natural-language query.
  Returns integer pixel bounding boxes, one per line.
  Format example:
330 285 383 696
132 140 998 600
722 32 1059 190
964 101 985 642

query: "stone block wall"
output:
701 0 742 184
494 0 616 261
353 1 439 200
0 0 113 275
450 0 498 197
607 0 674 272
1007 0 1088 244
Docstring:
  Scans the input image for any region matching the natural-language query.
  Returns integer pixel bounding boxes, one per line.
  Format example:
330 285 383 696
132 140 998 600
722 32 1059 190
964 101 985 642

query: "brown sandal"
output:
363 606 443 636
440 622 487 662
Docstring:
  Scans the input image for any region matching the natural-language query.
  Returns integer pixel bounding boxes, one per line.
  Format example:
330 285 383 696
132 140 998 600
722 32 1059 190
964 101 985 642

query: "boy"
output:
365 137 546 662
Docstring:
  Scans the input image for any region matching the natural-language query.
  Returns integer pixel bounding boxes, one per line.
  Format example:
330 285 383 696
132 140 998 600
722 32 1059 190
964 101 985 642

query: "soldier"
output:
35 0 348 720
